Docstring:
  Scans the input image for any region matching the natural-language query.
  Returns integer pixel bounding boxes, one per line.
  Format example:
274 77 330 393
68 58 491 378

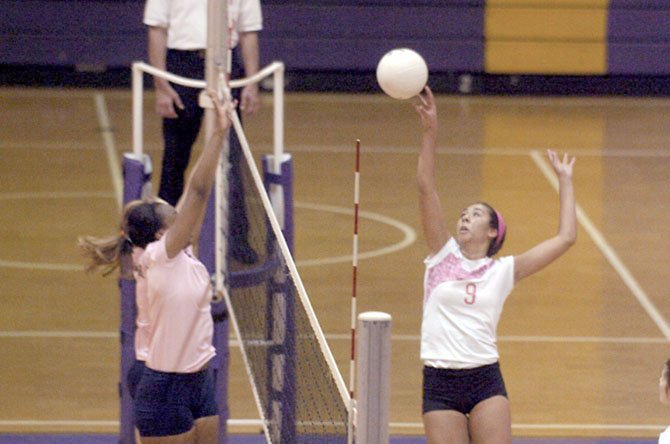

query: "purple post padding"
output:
197 188 229 444
198 190 216 277
261 156 295 253
213 317 230 444
261 156 297 442
120 155 151 444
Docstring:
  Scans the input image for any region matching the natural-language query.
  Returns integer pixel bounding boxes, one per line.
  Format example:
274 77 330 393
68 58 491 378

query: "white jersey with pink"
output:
421 238 514 369
132 247 150 362
140 235 215 373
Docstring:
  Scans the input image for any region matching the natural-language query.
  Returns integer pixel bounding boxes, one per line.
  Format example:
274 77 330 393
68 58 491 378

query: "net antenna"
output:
348 139 361 443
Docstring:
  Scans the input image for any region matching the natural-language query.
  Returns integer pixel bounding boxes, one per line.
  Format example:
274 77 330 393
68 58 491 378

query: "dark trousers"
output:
158 49 249 246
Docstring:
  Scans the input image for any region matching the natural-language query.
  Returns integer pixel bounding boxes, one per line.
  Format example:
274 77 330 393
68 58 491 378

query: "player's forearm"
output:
557 176 577 245
417 132 438 194
187 132 226 198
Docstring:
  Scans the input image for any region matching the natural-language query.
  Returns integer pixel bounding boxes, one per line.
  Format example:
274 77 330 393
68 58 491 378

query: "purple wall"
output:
607 0 670 75
2 0 670 77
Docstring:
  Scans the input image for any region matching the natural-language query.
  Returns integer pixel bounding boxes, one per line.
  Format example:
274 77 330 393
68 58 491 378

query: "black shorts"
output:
126 359 146 400
134 366 218 437
422 362 507 415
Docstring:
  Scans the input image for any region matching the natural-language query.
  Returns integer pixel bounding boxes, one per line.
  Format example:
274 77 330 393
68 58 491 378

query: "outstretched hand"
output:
208 90 236 135
547 149 576 179
414 86 438 136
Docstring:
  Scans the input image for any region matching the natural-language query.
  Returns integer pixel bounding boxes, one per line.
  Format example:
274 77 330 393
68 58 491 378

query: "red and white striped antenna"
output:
347 139 361 443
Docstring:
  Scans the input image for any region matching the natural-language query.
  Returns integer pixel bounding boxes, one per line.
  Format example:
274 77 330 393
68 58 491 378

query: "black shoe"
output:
229 243 258 264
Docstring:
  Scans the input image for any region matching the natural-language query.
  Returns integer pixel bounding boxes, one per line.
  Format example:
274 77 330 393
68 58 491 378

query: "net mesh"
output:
223 128 349 443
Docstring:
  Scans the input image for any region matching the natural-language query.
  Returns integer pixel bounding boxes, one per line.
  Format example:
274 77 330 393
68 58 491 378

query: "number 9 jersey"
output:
421 238 515 369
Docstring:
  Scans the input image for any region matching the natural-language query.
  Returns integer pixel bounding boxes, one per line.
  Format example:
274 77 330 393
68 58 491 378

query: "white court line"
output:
93 93 122 210
0 191 114 201
391 422 665 431
0 199 415 270
0 330 666 345
4 136 670 157
294 202 416 266
283 144 670 158
0 419 664 432
0 260 82 272
530 150 670 340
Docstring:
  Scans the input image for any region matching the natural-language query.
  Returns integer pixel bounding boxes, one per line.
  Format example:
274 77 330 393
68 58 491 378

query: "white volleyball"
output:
376 48 429 100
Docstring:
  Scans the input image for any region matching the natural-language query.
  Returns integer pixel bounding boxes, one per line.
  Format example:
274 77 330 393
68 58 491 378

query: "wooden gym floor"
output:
1 86 669 439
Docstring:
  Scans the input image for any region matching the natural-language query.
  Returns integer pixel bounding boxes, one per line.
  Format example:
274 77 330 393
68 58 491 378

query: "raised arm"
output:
415 87 450 254
514 150 577 282
164 92 234 258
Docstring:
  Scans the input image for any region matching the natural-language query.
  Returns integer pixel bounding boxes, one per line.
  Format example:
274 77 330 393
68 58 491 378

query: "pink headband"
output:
494 210 506 247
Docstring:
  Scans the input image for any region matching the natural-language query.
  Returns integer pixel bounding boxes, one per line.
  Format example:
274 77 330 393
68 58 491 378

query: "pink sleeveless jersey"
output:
140 235 216 373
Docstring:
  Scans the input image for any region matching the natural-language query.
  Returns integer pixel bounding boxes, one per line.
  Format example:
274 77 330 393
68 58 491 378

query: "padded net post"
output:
355 312 392 444
119 153 152 444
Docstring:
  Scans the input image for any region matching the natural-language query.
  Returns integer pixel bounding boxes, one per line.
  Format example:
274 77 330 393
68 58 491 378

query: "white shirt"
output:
660 427 670 444
421 238 514 369
143 0 263 49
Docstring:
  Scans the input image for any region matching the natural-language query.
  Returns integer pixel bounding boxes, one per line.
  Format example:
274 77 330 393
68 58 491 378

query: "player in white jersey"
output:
658 359 670 443
414 87 577 444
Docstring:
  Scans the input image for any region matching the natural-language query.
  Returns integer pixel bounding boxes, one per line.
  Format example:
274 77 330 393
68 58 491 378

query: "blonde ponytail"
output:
77 233 132 277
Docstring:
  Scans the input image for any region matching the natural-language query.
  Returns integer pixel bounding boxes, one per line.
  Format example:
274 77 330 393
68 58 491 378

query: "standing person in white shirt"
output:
80 92 235 443
658 359 670 443
144 0 262 264
414 86 577 443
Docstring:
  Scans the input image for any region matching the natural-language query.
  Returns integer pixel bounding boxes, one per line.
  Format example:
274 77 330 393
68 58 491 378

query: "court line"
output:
0 196 414 270
391 422 665 432
4 138 670 158
0 330 666 344
530 150 670 340
0 191 114 201
0 419 663 432
294 202 416 266
93 92 122 210
275 144 670 158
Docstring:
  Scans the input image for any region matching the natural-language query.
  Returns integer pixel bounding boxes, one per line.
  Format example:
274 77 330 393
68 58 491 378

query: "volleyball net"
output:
123 60 351 443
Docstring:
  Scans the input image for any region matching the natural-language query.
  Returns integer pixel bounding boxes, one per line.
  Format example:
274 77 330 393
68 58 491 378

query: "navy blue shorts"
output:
134 366 218 437
422 362 507 415
126 360 145 400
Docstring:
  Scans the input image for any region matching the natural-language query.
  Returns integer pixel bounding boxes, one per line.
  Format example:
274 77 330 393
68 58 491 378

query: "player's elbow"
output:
560 232 577 248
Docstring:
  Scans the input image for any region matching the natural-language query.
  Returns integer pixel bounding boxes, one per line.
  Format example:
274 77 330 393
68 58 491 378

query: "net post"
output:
203 0 230 442
272 63 284 172
119 154 153 444
355 312 392 444
131 62 144 157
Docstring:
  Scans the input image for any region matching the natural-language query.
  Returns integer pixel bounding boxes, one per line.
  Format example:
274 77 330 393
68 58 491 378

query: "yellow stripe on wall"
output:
487 7 607 40
486 41 606 74
485 1 609 74
488 0 607 6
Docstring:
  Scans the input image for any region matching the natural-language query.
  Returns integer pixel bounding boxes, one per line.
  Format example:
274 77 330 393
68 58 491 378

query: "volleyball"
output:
376 48 429 100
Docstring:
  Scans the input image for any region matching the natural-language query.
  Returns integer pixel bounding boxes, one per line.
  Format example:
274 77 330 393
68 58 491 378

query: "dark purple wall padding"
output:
261 2 485 72
608 0 670 74
0 0 146 66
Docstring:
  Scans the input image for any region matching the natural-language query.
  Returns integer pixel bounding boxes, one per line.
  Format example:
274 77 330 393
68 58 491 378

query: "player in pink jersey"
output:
79 91 234 443
658 359 670 443
414 87 577 444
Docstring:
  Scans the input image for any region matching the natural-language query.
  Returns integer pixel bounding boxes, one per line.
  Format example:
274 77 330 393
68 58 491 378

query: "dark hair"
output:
125 202 164 249
665 358 670 385
479 202 506 257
